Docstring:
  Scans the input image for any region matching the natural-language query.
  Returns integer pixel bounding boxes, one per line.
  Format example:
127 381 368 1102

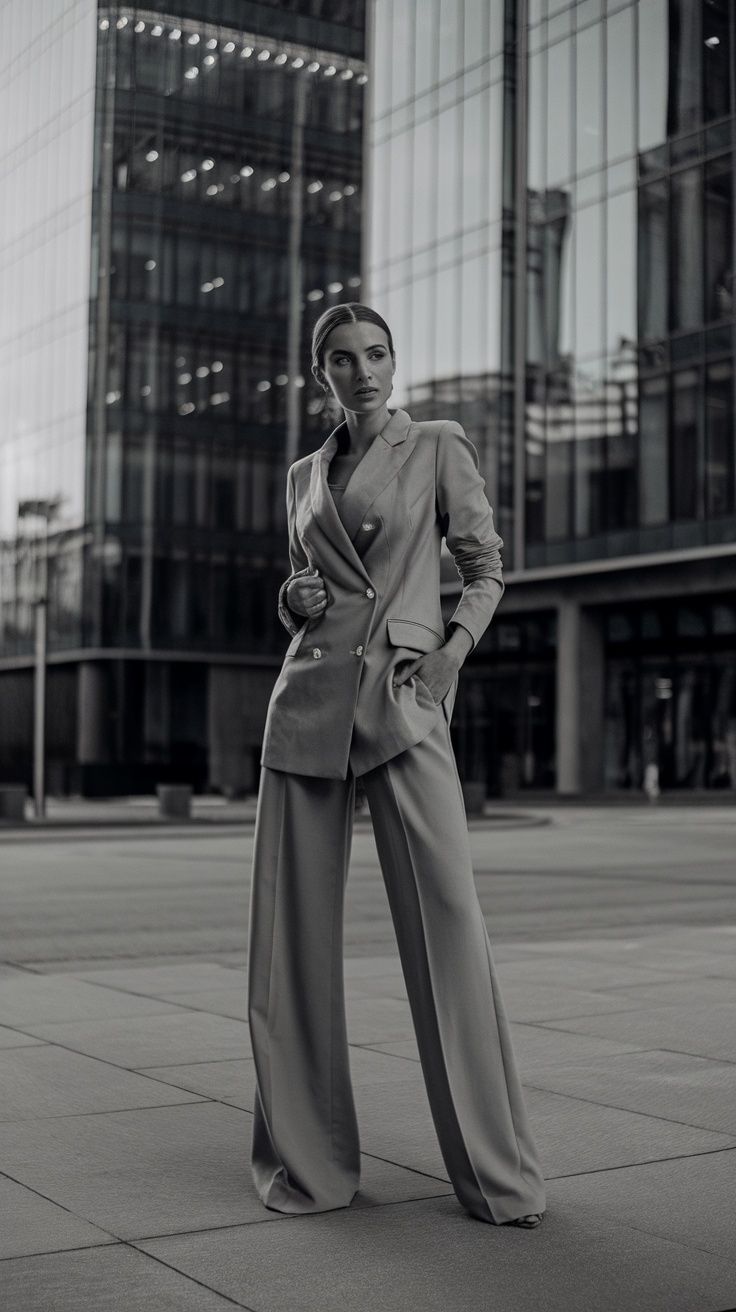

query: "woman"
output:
248 304 546 1228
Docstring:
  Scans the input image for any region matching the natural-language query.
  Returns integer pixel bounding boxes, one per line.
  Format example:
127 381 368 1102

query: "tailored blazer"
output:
261 408 504 780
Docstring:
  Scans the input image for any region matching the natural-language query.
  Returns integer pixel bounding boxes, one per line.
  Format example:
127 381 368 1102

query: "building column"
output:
556 599 604 794
76 662 109 764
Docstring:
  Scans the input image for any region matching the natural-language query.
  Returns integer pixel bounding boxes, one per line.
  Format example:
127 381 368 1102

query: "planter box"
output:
0 786 28 822
156 784 192 820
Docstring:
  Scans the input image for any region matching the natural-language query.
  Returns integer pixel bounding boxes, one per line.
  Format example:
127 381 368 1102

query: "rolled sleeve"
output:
435 422 504 650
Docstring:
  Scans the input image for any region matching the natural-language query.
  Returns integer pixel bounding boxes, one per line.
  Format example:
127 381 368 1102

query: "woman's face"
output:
318 320 395 415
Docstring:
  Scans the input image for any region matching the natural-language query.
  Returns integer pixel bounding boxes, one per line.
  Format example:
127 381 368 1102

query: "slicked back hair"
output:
311 303 395 377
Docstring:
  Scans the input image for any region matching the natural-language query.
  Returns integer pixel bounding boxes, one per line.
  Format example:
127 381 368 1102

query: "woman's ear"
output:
311 363 329 392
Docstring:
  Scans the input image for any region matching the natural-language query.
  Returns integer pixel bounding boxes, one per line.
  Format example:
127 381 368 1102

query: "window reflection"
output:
670 167 703 331
704 156 733 323
705 362 734 519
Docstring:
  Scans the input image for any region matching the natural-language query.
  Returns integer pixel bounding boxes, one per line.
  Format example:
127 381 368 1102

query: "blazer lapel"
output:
309 427 371 581
338 409 417 543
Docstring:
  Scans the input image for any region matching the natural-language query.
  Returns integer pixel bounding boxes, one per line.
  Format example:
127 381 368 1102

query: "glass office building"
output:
369 0 735 794
0 0 366 793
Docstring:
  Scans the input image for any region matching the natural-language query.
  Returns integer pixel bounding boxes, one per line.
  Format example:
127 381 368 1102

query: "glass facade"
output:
369 0 516 550
526 0 735 567
0 0 366 792
0 0 97 658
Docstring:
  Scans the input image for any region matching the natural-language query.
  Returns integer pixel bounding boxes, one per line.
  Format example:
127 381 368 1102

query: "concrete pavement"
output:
0 807 735 1310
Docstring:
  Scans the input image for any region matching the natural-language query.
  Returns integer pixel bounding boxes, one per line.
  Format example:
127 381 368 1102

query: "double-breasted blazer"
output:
261 408 504 780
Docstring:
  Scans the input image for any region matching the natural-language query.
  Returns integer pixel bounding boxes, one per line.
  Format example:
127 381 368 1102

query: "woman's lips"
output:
355 388 378 396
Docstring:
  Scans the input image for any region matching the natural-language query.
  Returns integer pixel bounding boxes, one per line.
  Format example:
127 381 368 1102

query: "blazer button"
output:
312 647 322 659
355 645 364 656
361 521 374 531
366 588 375 599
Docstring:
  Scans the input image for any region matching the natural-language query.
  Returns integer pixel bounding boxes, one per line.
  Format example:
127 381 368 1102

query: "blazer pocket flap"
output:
387 619 445 653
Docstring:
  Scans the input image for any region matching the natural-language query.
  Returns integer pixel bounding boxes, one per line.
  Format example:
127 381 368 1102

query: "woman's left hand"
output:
393 649 459 703
393 624 474 703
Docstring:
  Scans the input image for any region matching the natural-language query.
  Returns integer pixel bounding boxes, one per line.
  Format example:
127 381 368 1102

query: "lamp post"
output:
18 499 59 819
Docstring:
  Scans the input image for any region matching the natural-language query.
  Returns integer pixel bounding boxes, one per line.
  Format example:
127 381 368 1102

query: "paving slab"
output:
354 1077 448 1180
136 1191 736 1312
344 996 419 1045
155 986 248 1020
0 1102 260 1239
143 1058 257 1111
77 963 246 996
611 976 736 1008
0 1175 113 1259
0 1023 44 1048
523 1049 736 1134
552 1147 736 1264
510 1023 647 1074
23 1011 251 1069
0 1045 207 1122
524 1087 734 1179
485 980 646 1023
0 976 182 1026
495 957 694 991
0 1244 243 1311
540 1003 736 1062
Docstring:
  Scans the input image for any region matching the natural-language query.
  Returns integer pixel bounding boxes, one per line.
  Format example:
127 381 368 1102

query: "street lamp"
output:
17 498 60 819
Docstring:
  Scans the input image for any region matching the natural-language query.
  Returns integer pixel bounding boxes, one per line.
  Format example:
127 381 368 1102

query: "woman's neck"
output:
343 403 392 457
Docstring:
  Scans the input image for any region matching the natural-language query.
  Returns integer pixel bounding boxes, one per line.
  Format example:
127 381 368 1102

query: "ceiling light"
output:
206 38 217 49
116 16 128 28
241 46 253 57
211 361 223 372
274 52 287 65
240 165 253 177
144 259 156 270
181 169 197 181
341 69 353 80
178 372 192 383
184 67 199 78
203 54 215 64
145 149 158 162
275 374 288 385
141 385 151 396
257 380 271 391
169 28 181 40
230 174 240 183
261 178 277 190
278 171 290 182
134 20 145 33
347 275 361 287
307 61 320 72
179 402 195 415
187 33 200 44
329 190 342 202
151 24 162 36
196 366 210 377
307 289 324 301
99 18 109 29
307 180 323 193
223 41 235 52
201 282 213 293
292 57 304 68
705 35 720 46
176 356 186 367
327 282 343 293
257 49 270 60
295 376 305 388
201 158 215 170
324 66 336 76
357 73 368 84
206 184 218 195
212 276 224 287
343 185 355 196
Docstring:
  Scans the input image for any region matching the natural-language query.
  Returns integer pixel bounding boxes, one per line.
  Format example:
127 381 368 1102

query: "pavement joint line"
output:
0 1029 252 1083
120 1238 257 1309
0 1096 210 1124
544 1142 736 1182
520 1077 736 1137
0 1166 121 1242
516 1020 736 1066
0 1240 121 1265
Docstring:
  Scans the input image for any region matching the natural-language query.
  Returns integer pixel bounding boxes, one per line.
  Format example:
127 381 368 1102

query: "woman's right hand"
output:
287 572 328 618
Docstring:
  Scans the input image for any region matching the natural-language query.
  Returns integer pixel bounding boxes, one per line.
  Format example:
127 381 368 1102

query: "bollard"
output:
0 785 28 822
461 781 486 816
156 784 192 820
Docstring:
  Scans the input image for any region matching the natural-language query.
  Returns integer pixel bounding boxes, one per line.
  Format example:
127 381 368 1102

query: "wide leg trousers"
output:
247 712 546 1224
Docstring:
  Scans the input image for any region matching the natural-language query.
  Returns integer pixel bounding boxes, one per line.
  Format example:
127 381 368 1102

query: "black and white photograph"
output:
0 1 735 1308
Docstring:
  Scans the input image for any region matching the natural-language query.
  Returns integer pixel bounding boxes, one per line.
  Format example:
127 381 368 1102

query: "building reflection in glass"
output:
525 0 734 567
